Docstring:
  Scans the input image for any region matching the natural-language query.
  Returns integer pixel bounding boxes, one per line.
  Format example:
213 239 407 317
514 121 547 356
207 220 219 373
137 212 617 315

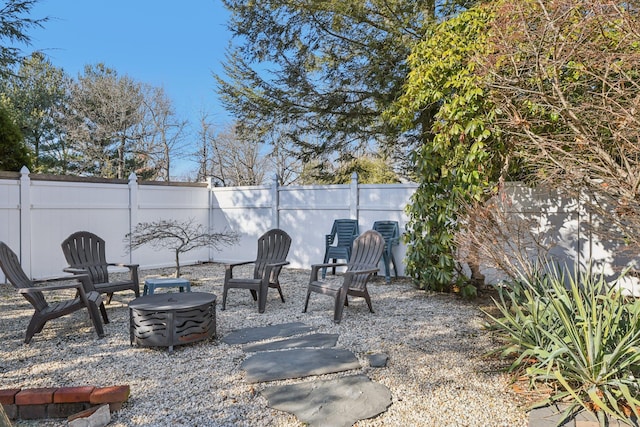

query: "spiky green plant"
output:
487 262 640 425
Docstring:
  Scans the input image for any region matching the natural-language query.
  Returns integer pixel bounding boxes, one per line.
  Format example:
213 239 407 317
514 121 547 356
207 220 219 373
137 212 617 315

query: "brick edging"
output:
0 385 129 420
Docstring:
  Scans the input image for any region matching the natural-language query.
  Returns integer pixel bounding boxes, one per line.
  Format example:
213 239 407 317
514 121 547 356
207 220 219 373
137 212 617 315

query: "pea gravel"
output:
0 263 529 426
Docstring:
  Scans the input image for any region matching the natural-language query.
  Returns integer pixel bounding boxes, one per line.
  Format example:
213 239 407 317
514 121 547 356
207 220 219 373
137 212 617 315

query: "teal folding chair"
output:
372 221 400 282
322 219 359 278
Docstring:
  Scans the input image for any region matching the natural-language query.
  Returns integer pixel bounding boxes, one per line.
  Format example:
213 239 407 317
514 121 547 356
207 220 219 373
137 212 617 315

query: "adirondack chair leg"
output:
221 288 228 310
87 303 105 338
303 289 311 313
25 317 44 344
363 291 374 313
274 283 285 303
258 284 268 314
249 289 258 301
105 292 114 304
99 303 109 324
334 290 348 323
80 291 106 338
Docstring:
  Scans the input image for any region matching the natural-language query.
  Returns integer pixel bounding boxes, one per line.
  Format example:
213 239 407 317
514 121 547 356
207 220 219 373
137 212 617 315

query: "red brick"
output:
89 385 130 404
48 402 91 418
54 386 95 403
0 389 20 405
18 403 47 419
15 388 57 405
2 403 17 420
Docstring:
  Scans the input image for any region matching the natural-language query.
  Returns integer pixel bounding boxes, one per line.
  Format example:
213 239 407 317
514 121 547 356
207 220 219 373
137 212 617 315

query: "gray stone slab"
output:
367 353 388 367
221 322 316 345
262 374 392 427
528 404 637 427
241 348 361 383
242 333 339 352
528 404 575 427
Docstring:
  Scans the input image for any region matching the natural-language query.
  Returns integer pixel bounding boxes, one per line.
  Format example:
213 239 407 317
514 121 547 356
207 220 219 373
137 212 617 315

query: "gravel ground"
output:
0 263 529 427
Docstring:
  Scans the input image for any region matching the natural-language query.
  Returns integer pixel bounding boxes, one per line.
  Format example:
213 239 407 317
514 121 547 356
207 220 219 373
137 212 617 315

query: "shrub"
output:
487 262 640 425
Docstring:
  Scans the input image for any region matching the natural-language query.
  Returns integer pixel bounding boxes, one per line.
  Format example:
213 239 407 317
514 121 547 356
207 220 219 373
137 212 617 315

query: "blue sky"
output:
23 0 234 175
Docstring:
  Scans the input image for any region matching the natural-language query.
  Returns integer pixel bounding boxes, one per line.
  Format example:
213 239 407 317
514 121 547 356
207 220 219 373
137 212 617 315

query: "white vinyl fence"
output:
0 168 638 296
0 169 414 280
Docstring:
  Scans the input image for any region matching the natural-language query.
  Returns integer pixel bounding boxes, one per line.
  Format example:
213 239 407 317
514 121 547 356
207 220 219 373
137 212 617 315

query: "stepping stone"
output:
262 374 392 427
242 333 339 352
221 322 316 345
241 348 361 383
367 353 388 367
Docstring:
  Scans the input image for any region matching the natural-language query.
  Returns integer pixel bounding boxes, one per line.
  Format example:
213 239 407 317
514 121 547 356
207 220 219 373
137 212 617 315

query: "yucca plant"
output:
487 261 640 425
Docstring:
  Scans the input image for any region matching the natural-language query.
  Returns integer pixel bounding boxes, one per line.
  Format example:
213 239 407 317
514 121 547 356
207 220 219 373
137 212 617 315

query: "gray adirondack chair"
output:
0 241 108 344
322 219 359 278
372 220 400 282
304 229 385 323
61 231 140 304
222 229 291 313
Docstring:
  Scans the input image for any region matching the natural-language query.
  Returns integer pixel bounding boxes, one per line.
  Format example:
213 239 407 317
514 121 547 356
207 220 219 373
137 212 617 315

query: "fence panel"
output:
133 182 210 270
29 178 131 278
210 185 274 263
277 184 353 269
0 175 21 268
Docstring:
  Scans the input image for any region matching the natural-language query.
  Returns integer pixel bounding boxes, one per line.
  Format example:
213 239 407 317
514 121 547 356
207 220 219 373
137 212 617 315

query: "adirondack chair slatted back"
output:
346 230 385 291
0 242 48 311
254 229 291 282
61 232 109 283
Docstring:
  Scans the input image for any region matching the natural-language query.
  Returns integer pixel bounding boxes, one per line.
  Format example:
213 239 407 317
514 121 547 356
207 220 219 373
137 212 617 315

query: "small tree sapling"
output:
126 218 239 277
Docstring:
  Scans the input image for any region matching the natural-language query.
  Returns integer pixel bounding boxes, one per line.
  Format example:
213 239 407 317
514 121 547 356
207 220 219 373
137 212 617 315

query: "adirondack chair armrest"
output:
262 261 290 281
310 262 348 282
225 260 255 280
345 267 379 276
106 263 140 279
109 263 139 280
20 275 90 293
63 267 87 275
108 262 139 269
226 260 255 268
325 234 335 245
265 261 290 268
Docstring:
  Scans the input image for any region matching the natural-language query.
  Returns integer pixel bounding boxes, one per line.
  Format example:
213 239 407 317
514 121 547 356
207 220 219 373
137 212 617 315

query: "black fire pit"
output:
129 292 217 352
